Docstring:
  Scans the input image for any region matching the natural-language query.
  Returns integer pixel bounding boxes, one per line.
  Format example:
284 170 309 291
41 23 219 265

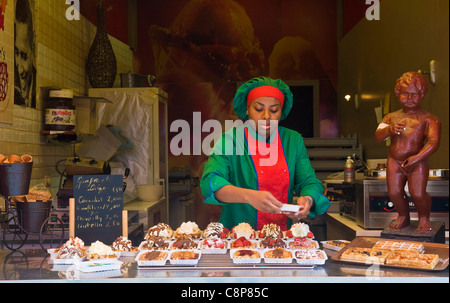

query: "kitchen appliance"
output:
323 180 356 219
355 178 449 229
55 156 111 208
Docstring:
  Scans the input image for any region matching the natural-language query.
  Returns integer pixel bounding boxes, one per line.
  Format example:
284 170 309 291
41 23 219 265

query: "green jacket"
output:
200 125 330 230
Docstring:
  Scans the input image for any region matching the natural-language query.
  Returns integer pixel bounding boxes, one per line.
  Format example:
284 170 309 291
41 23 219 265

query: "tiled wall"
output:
0 0 133 200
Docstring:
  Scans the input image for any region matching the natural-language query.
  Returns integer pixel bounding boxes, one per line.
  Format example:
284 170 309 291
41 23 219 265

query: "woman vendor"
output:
200 77 330 230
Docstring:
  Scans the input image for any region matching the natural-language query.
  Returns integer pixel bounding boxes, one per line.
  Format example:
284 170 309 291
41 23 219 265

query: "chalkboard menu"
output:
73 175 123 244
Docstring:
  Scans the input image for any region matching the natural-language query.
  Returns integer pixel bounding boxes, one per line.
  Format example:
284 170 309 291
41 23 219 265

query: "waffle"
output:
264 248 292 259
340 247 391 263
386 251 439 269
373 240 424 253
295 249 326 260
139 251 168 261
170 251 200 260
232 249 260 259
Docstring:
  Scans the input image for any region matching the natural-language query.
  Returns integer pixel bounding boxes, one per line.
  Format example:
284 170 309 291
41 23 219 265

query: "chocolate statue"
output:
375 71 441 232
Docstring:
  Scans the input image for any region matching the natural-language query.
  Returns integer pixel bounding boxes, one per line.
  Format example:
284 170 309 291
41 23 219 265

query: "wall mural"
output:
14 0 36 109
0 0 13 123
136 0 338 226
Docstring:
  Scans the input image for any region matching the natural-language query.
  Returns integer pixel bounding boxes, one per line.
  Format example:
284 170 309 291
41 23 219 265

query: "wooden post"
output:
122 210 128 238
69 198 75 238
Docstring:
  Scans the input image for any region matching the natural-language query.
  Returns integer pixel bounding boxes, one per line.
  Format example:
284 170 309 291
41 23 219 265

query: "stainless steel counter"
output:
0 248 447 283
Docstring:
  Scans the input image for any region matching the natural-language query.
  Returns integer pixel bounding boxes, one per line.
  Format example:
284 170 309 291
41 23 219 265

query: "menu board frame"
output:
70 174 124 244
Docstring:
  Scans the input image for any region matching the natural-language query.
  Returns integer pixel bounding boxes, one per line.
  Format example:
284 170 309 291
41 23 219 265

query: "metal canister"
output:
344 156 355 183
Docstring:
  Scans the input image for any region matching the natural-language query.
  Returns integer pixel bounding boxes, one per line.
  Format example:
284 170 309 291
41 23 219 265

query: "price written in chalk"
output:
73 175 124 244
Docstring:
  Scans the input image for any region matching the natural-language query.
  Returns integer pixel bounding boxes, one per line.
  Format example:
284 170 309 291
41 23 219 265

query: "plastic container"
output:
44 89 76 131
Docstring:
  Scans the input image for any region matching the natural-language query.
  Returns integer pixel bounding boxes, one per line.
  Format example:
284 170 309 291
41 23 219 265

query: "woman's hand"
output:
214 185 283 214
247 190 283 214
283 196 313 220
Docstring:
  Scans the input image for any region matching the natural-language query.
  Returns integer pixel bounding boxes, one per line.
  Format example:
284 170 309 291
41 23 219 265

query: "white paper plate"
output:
169 250 202 266
112 249 139 257
294 249 328 265
137 240 171 251
230 249 261 264
47 248 87 265
262 249 294 264
286 239 319 249
87 250 121 260
320 240 350 251
199 239 228 254
135 250 169 266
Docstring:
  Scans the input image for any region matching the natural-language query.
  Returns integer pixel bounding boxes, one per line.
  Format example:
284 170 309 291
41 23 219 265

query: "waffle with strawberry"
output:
231 222 256 239
202 222 229 239
231 236 257 249
285 222 314 238
258 223 282 239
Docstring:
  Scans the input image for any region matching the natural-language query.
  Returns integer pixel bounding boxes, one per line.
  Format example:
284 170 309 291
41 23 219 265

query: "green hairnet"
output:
233 76 293 120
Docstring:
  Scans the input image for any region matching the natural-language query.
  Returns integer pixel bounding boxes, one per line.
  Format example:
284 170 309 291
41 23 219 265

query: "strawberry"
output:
234 238 244 247
286 230 293 238
307 231 314 238
215 240 224 249
242 238 251 246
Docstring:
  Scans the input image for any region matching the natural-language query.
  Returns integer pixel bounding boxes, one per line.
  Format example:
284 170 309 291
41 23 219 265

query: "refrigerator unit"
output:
88 88 169 228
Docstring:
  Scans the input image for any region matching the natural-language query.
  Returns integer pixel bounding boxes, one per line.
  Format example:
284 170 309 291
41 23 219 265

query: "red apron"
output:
245 128 290 230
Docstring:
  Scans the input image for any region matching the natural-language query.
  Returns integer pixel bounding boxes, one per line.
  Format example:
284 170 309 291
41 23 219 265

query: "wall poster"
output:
14 0 36 109
0 0 13 123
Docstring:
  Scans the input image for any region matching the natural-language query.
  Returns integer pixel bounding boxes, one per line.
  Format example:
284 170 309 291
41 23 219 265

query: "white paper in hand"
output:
280 204 300 213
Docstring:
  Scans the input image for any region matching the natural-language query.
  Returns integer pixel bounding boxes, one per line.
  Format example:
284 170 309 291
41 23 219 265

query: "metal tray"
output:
137 252 316 270
331 237 449 271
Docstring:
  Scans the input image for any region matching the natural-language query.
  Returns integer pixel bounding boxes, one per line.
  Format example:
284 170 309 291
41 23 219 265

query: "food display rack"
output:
0 242 447 283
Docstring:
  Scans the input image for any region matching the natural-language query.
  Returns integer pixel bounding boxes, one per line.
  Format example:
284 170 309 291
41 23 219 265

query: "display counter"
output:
0 246 447 283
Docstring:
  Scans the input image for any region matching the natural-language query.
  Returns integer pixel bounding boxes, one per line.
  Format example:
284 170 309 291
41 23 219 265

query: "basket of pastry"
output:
170 235 199 250
199 238 228 254
231 249 261 264
139 236 170 251
385 251 439 269
294 249 328 265
87 241 120 259
340 247 392 264
174 221 202 239
169 250 201 265
263 248 293 264
136 250 169 266
49 237 87 264
231 222 256 239
145 223 174 240
257 223 282 239
230 236 258 249
202 222 229 239
334 238 448 270
321 240 350 251
111 236 138 257
260 237 287 249
372 240 424 253
287 237 319 249
284 222 314 239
